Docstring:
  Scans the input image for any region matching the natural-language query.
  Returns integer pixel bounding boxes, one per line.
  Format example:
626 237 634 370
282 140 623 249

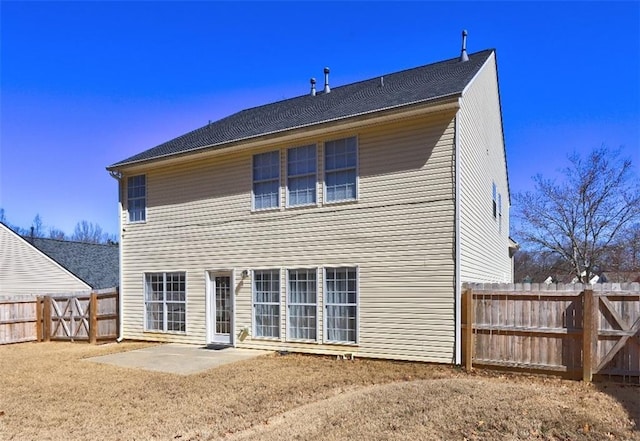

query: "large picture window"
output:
127 175 146 222
287 269 317 340
253 269 280 338
253 151 280 210
144 272 186 333
324 267 357 343
324 137 357 202
287 145 316 206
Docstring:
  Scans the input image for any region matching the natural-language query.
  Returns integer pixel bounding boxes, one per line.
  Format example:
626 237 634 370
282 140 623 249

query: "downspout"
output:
109 170 125 343
454 103 462 365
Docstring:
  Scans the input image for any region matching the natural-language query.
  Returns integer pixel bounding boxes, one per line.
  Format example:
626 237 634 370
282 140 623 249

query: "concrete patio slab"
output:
85 343 272 375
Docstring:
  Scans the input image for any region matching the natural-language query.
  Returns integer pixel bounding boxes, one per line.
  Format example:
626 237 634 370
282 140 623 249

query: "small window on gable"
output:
287 145 316 207
492 182 497 219
253 151 280 210
128 175 146 223
325 137 357 203
498 192 503 232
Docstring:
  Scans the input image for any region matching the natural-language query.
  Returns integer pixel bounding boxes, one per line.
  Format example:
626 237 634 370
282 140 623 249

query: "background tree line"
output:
513 145 640 283
0 210 118 245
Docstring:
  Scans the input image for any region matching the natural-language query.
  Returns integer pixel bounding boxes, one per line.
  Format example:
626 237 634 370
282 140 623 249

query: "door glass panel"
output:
215 276 231 335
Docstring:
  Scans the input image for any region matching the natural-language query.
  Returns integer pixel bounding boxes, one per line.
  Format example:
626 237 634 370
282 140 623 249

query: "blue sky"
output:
1 1 638 238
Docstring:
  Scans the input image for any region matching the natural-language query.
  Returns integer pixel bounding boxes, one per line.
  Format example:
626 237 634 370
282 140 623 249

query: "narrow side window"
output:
128 175 146 222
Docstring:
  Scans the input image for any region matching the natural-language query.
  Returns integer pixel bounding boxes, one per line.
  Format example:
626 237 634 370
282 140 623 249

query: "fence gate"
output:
591 291 640 378
49 295 91 341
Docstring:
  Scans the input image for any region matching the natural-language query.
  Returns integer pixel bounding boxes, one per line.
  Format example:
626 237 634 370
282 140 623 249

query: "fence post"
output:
89 292 98 344
463 288 474 371
582 289 596 382
115 287 120 342
43 296 51 342
35 297 43 342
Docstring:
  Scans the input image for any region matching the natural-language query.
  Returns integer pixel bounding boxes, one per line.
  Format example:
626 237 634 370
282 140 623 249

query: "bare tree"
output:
514 249 569 283
514 146 640 283
601 224 640 282
48 228 67 240
72 220 106 243
30 214 45 238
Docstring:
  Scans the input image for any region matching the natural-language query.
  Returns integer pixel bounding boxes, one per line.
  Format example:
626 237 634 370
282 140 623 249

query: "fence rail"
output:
462 283 640 381
0 289 119 345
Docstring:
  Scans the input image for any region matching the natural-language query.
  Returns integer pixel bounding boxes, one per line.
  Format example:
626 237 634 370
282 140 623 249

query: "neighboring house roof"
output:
25 237 119 290
1 223 92 296
109 49 494 169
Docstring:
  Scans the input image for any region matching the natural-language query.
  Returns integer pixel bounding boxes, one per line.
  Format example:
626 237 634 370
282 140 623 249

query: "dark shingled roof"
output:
26 238 119 290
109 49 493 169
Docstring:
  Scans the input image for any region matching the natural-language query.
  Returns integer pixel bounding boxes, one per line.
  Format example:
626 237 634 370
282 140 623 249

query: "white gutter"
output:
107 94 462 172
454 100 462 365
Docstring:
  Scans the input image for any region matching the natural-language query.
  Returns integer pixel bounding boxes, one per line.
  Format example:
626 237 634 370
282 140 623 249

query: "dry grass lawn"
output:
0 342 638 441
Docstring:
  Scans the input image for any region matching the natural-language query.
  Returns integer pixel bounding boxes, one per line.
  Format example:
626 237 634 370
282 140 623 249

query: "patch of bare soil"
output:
0 342 637 441
227 378 638 441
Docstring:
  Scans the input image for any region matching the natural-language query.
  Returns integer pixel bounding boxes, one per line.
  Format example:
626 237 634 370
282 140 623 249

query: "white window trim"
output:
251 268 282 340
285 144 318 209
127 174 147 224
285 267 320 343
142 271 187 334
323 136 359 205
251 150 281 212
322 265 359 345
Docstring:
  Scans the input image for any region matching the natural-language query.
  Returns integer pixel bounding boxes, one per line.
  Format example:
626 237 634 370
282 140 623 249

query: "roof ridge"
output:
27 236 118 247
229 48 494 115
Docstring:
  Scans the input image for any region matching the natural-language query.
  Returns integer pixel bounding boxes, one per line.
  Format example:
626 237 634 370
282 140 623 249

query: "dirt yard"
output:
0 342 637 440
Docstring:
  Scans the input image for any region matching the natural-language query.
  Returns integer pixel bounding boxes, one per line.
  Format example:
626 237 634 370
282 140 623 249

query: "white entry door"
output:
209 272 233 345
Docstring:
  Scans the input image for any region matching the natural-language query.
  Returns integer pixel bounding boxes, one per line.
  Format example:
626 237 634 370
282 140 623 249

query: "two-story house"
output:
107 43 512 364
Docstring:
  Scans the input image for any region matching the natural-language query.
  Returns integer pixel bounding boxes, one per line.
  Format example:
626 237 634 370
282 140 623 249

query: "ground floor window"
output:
287 268 317 340
253 269 280 338
144 272 186 333
324 267 357 343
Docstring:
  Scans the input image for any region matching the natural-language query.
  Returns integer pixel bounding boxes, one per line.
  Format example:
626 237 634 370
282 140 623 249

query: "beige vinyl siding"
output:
119 110 457 363
0 224 91 296
458 52 512 283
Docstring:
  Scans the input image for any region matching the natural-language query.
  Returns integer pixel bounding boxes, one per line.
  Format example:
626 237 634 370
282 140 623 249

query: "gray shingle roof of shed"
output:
27 238 119 290
109 49 493 168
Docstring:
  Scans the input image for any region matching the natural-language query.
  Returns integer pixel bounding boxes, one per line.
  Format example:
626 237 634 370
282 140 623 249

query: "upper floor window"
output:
287 145 316 206
127 175 146 223
325 137 357 203
253 151 280 210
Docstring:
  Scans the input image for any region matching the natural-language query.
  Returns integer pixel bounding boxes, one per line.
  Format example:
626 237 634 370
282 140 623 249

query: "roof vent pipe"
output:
460 30 469 62
310 78 316 96
323 67 330 93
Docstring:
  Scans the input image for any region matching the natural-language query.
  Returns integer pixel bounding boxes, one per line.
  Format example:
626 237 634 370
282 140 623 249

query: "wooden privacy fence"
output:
462 283 640 382
0 297 39 344
0 289 119 345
